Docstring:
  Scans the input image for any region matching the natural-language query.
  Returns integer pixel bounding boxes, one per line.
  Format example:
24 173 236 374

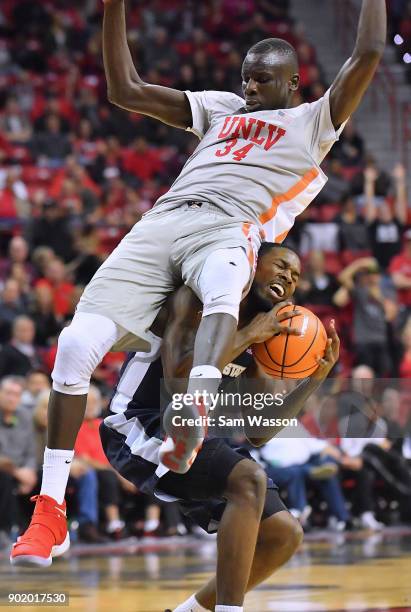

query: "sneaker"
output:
159 397 207 474
328 517 347 532
78 523 109 544
10 495 69 567
360 511 384 531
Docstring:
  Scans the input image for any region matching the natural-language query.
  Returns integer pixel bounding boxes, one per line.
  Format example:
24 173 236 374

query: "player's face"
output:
241 52 299 112
250 248 301 311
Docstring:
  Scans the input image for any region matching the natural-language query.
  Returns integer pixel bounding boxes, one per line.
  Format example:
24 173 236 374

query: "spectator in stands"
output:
259 425 350 531
333 257 397 375
74 385 126 540
122 137 164 183
0 236 34 285
399 316 411 378
26 199 75 262
318 159 348 205
35 257 75 320
302 393 340 441
351 157 392 199
144 27 179 77
296 251 339 307
332 119 365 168
0 96 32 144
66 227 103 287
0 168 30 221
31 114 72 167
0 279 26 342
364 164 408 270
21 371 50 412
0 316 42 378
334 194 370 253
389 229 411 316
29 284 63 347
0 376 37 547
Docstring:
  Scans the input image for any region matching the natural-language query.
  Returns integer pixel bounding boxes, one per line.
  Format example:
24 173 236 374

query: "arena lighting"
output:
394 34 404 45
403 52 411 63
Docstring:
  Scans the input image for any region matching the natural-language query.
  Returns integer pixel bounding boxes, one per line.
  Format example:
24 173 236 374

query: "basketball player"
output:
10 0 385 578
101 243 338 612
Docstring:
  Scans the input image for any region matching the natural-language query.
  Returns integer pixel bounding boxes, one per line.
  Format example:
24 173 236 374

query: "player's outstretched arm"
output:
102 0 192 128
245 321 340 447
329 0 386 127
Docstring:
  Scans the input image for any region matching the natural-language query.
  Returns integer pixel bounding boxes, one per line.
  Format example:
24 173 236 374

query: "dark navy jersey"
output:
102 340 254 493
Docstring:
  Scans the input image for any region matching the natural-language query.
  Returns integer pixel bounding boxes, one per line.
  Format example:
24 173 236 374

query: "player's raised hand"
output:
249 301 302 344
313 319 340 380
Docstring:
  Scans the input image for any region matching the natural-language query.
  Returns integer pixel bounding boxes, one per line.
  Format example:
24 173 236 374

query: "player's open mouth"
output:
269 283 285 298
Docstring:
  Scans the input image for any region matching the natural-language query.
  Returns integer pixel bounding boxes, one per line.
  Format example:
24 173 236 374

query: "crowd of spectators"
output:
0 0 411 547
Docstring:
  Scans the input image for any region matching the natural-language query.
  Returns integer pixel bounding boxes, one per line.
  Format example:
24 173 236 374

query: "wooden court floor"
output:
1 528 411 612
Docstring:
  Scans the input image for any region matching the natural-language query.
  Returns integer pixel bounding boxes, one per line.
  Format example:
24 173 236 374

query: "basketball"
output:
252 305 328 379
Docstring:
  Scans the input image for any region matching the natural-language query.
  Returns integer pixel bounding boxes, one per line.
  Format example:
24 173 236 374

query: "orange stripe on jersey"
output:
242 221 251 237
259 167 320 225
275 229 289 243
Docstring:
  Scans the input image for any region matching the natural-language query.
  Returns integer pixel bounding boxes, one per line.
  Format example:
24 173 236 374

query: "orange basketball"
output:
252 305 328 379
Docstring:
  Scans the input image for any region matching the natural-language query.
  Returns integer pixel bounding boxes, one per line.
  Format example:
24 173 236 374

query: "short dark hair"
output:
258 241 299 260
247 38 298 70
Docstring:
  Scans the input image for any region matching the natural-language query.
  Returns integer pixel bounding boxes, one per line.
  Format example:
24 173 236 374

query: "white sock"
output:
106 519 125 533
144 519 159 532
40 447 74 505
187 365 222 412
215 607 243 612
173 594 210 611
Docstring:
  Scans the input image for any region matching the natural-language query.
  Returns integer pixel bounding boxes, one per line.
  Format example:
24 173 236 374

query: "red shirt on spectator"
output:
35 278 75 317
301 411 340 442
389 251 411 307
0 189 17 218
74 418 109 466
122 146 163 182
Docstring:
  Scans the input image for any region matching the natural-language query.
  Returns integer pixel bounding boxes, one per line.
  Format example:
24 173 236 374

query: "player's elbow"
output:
353 46 384 66
106 81 143 109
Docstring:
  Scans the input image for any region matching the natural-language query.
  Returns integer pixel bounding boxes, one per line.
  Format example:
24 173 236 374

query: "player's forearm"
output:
246 376 323 447
353 0 386 59
229 326 258 363
103 1 143 103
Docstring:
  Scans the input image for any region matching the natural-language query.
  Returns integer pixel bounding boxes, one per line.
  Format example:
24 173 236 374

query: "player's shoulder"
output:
190 89 245 113
284 89 331 120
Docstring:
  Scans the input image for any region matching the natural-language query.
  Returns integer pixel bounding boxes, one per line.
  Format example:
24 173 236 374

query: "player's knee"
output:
51 326 94 395
225 460 267 511
261 511 303 556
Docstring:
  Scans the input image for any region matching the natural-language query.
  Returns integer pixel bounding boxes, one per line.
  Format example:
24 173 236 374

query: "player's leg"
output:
168 449 302 612
192 510 303 612
213 458 267 607
160 246 253 474
158 441 266 611
10 312 126 567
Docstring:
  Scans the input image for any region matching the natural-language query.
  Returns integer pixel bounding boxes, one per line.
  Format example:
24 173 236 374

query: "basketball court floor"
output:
1 528 411 611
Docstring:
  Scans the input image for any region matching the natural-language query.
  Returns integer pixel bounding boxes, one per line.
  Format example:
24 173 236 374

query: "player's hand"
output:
249 301 302 344
312 319 340 380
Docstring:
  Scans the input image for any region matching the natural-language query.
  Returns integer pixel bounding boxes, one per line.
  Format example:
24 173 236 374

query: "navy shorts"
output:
100 424 286 534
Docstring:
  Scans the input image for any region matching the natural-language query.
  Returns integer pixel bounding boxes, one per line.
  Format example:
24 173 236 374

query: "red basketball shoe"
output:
10 495 70 567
